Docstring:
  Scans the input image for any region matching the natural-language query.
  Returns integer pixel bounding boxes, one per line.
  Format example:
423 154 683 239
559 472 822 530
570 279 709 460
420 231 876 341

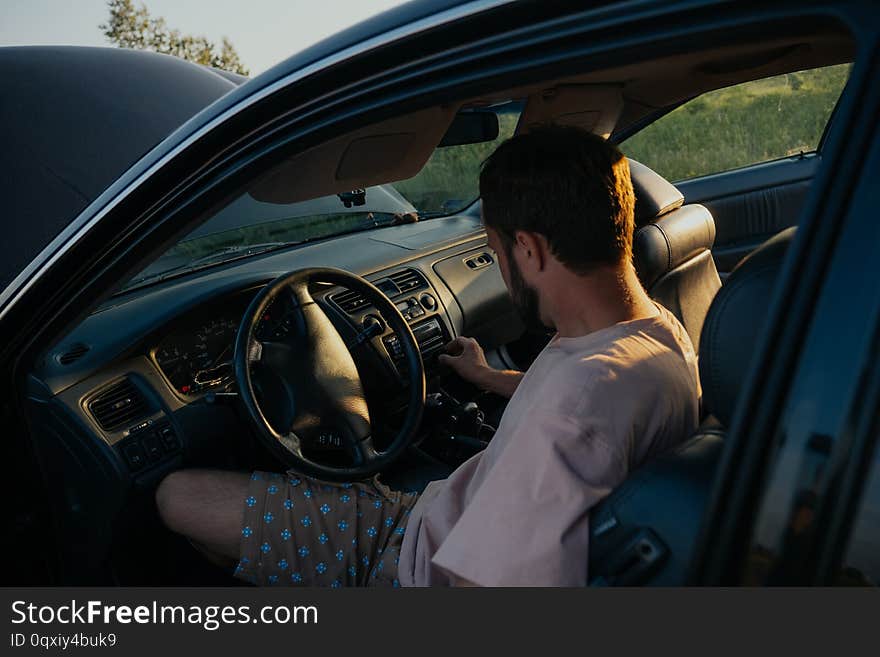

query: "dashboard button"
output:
142 433 163 462
122 442 146 471
159 426 179 452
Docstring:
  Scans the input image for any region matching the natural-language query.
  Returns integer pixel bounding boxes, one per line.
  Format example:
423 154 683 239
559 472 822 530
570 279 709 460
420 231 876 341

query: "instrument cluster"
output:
153 293 294 396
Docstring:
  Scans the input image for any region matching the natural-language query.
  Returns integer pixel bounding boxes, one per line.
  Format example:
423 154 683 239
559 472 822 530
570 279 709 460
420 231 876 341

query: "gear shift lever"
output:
425 390 491 436
449 401 484 435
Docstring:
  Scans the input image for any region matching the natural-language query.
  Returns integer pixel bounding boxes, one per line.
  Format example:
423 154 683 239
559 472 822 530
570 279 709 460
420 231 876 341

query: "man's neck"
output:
544 262 657 338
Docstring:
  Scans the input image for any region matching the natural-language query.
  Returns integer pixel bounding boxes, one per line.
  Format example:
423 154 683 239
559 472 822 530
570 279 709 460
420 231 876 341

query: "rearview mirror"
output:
438 110 499 147
337 189 366 207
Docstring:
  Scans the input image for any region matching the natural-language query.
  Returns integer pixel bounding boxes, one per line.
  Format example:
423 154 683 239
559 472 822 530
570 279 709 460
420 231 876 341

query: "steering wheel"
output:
233 267 425 481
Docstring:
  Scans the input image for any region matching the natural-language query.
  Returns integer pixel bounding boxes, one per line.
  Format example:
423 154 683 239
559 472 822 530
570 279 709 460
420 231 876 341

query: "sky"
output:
0 0 409 75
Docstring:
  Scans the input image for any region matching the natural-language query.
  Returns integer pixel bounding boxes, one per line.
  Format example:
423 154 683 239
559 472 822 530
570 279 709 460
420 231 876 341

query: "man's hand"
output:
438 336 491 383
438 336 524 398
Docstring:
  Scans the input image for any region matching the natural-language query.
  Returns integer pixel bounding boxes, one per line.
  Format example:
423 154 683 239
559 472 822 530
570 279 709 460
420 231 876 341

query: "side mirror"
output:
438 110 499 148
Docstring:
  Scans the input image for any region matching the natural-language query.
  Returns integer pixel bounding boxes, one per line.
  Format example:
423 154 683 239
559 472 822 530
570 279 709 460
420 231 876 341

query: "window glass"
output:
392 102 521 216
621 64 851 181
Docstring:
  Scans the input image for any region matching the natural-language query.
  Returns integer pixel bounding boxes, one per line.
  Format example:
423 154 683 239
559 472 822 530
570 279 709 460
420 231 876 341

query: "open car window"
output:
621 63 851 182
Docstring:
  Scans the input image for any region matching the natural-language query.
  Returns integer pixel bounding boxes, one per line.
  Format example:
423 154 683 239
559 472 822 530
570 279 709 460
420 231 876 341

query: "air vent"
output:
331 269 428 315
388 269 428 293
58 343 90 365
88 378 151 432
331 289 372 314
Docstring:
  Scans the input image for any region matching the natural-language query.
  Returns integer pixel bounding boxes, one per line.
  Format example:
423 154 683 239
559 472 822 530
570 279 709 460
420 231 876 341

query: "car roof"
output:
0 46 241 291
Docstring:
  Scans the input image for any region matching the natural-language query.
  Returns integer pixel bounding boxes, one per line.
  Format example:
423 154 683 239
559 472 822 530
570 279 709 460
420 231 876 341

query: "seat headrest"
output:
629 159 684 224
699 227 796 426
633 204 716 290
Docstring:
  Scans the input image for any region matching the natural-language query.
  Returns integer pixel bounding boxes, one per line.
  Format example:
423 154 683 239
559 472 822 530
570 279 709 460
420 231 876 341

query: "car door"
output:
618 64 851 276
689 26 880 584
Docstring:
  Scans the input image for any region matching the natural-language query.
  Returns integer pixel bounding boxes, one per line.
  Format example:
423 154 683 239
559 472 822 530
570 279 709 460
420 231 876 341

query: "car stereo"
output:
383 317 448 374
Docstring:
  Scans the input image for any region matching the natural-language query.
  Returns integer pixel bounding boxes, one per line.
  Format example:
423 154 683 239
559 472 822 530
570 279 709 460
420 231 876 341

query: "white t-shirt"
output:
398 304 700 586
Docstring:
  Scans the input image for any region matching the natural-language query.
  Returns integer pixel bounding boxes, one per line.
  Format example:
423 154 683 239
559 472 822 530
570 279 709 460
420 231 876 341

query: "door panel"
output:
620 63 850 276
677 155 819 274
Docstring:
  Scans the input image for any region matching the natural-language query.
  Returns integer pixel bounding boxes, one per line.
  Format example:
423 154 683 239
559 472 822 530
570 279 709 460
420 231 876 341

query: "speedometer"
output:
155 315 239 395
154 294 295 396
193 317 238 370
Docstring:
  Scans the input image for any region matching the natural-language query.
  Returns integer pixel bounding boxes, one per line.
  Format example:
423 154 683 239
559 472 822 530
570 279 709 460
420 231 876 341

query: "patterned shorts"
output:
233 471 420 587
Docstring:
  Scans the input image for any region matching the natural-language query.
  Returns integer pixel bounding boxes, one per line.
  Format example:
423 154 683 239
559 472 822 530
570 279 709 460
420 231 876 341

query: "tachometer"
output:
155 315 238 395
154 293 296 396
193 317 238 369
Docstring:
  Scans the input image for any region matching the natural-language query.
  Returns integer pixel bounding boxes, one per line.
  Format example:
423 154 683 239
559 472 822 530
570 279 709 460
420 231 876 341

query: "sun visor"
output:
249 105 458 204
517 85 623 138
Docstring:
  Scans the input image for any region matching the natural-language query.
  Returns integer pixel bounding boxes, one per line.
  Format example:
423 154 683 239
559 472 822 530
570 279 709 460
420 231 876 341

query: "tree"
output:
100 0 249 76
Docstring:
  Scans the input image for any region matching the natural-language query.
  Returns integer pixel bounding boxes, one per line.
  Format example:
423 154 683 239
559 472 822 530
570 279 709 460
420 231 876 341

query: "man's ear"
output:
513 230 547 273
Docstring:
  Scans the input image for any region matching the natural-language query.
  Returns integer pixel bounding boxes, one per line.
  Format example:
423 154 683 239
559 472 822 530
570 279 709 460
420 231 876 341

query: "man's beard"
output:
506 250 549 332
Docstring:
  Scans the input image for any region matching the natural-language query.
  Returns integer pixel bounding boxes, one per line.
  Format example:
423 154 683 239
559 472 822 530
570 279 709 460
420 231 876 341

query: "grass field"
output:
620 64 850 181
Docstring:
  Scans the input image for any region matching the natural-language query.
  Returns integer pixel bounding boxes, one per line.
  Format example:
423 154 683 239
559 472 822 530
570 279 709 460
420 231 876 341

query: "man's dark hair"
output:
479 125 635 273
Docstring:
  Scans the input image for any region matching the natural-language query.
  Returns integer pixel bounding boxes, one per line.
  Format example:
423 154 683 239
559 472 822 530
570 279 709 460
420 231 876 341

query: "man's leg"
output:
158 468 419 586
155 469 250 567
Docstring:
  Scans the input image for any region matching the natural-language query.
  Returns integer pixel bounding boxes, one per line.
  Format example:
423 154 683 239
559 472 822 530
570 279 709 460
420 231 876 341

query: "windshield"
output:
394 102 520 215
121 102 521 293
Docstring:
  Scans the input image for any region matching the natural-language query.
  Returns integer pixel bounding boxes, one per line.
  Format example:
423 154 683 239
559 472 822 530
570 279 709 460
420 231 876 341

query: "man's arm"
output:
437 336 523 398
475 368 524 398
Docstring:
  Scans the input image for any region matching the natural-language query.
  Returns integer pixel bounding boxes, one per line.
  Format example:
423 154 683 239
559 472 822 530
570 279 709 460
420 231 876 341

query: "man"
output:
156 125 700 587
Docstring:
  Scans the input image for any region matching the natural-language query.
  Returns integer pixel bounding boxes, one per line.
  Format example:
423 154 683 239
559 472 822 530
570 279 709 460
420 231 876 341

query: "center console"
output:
326 266 452 380
383 316 447 374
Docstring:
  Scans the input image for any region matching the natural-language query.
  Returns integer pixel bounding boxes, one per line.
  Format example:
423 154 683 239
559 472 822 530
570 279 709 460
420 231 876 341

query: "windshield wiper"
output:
185 242 294 268
120 242 294 292
116 211 425 296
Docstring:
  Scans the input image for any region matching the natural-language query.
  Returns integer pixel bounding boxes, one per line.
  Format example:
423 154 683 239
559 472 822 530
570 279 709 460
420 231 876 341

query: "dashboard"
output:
24 212 529 586
30 213 525 487
146 268 453 404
